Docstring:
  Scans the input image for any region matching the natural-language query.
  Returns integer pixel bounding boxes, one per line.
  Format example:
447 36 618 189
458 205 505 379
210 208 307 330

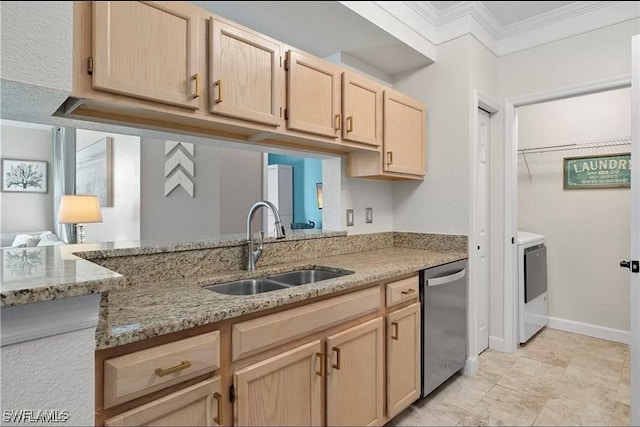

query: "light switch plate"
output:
365 207 373 224
346 209 354 226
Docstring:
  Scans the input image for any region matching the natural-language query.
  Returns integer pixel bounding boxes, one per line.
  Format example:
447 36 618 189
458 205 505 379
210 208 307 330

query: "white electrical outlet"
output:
365 207 373 224
346 209 354 226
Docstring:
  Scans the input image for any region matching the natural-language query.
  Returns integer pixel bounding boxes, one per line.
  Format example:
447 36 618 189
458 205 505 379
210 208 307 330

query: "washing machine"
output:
517 231 548 343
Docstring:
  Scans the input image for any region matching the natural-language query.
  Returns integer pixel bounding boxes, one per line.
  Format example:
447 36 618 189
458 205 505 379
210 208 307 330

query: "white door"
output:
476 109 490 354
629 33 639 427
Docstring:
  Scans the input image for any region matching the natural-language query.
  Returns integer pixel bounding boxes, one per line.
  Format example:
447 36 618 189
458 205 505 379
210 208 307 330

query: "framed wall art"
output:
1 158 48 193
76 136 113 206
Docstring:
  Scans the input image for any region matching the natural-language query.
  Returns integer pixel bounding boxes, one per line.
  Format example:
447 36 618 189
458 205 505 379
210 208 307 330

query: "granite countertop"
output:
0 245 126 307
0 230 346 307
97 246 467 349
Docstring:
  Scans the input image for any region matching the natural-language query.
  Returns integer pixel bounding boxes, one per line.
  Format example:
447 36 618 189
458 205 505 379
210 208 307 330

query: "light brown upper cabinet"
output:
326 318 384 427
383 89 426 175
209 19 282 126
92 1 200 109
346 88 425 180
341 71 382 148
286 50 341 138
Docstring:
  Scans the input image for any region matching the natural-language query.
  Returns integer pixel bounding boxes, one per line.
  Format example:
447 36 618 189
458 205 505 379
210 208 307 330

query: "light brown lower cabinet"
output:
104 376 222 426
233 340 323 426
386 302 421 419
326 317 384 427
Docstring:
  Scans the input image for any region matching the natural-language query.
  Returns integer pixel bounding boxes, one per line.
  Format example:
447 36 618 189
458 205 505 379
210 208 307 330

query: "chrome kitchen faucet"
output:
245 200 286 271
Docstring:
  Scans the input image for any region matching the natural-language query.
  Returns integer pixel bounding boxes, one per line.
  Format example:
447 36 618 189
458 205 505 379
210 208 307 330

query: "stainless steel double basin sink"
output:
204 268 353 295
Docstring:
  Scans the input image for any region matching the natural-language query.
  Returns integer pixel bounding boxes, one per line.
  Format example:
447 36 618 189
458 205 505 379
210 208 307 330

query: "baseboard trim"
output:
546 316 630 344
462 356 478 376
489 336 506 352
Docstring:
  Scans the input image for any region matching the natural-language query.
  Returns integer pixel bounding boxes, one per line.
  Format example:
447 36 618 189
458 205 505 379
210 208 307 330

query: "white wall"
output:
0 124 54 233
0 1 72 92
518 88 631 332
341 160 394 234
392 36 472 235
76 129 141 243
490 19 640 343
0 328 96 426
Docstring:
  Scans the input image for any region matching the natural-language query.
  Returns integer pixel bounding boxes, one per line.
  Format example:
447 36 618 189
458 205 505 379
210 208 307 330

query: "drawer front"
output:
104 331 220 409
232 287 380 361
386 276 419 307
105 376 221 426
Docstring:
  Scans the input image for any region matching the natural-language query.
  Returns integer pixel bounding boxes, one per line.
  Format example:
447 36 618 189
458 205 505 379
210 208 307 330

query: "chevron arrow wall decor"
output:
164 141 195 197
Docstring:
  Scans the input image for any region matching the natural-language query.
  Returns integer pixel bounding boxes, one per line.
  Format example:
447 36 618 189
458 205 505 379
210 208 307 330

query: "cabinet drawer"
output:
386 276 419 307
105 376 222 426
104 331 220 409
232 287 380 361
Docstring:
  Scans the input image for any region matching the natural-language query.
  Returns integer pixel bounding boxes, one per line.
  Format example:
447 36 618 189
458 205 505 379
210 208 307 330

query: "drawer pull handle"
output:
154 360 192 377
213 392 222 425
401 288 416 296
391 322 399 340
214 80 223 103
346 116 353 132
193 73 201 99
335 113 342 131
315 352 325 377
387 151 393 165
332 347 341 370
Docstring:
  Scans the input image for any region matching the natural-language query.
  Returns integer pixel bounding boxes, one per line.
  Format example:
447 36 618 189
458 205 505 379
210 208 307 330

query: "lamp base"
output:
76 224 86 244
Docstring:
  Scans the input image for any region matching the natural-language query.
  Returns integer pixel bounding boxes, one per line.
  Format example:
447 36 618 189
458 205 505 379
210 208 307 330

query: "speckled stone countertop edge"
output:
95 248 467 349
1 276 129 308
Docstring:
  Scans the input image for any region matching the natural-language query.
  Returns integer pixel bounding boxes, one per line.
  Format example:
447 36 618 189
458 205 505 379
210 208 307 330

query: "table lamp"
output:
58 195 103 243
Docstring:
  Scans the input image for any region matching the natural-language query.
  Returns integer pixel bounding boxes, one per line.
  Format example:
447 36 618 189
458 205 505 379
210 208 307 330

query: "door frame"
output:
466 91 499 375
630 33 639 426
503 75 632 354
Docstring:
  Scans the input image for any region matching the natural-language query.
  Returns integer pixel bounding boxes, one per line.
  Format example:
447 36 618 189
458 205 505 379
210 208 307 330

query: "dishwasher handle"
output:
426 269 466 287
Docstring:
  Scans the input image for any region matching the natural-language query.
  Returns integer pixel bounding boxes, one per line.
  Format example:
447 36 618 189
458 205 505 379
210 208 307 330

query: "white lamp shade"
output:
58 195 103 224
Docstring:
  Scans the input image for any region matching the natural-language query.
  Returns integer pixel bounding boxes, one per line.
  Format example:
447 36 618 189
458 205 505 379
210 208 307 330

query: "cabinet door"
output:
383 89 426 175
104 376 222 426
286 50 341 138
326 318 384 427
234 340 323 426
209 19 281 126
342 71 382 147
92 1 200 109
386 303 421 419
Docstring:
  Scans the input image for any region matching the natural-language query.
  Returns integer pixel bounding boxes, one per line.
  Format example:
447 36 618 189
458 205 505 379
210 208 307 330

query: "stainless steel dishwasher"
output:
420 259 468 397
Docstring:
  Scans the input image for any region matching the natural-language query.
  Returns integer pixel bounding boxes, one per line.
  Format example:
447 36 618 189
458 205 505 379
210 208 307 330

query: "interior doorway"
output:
517 89 631 344
468 92 499 372
503 76 632 354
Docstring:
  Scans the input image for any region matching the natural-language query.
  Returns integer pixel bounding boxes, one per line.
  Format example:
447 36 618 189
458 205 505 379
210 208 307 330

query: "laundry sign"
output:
563 153 631 189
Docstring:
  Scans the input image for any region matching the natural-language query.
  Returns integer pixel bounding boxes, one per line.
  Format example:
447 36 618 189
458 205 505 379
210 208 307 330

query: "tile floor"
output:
388 328 631 426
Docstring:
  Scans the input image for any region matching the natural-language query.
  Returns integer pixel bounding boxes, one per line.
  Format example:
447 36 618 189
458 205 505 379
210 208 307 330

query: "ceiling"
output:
428 1 576 26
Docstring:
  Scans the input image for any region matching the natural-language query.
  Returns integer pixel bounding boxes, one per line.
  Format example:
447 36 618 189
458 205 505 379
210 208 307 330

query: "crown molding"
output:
497 1 640 56
500 1 618 38
349 1 640 59
438 1 502 39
